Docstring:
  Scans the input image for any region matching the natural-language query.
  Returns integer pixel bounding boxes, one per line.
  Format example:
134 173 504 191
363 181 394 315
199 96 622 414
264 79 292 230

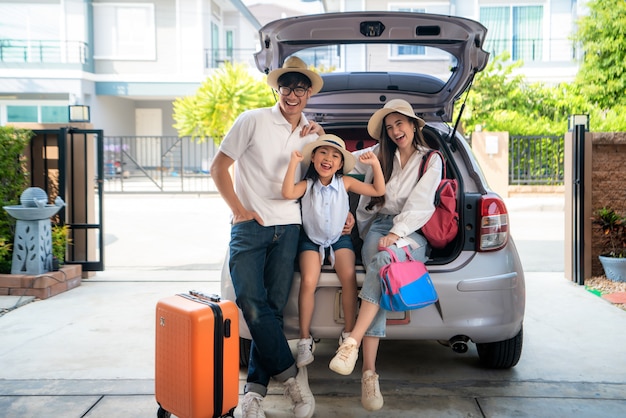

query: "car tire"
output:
476 326 523 369
239 337 251 368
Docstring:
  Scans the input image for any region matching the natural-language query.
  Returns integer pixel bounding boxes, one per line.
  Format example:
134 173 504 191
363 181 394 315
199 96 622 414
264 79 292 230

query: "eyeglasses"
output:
278 86 308 97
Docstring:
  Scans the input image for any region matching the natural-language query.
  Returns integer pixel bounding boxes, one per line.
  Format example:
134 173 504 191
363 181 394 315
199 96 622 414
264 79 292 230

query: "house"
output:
0 0 588 137
0 0 261 136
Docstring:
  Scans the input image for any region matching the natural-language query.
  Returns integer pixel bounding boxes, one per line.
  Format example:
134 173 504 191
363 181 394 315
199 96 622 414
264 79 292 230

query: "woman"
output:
328 99 443 411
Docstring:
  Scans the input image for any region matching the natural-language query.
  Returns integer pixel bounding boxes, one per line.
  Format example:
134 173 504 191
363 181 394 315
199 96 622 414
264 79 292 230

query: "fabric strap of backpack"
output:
418 150 446 181
418 150 446 206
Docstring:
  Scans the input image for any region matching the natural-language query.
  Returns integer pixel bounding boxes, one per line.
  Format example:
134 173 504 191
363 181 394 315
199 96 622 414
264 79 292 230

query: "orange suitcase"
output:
155 291 239 418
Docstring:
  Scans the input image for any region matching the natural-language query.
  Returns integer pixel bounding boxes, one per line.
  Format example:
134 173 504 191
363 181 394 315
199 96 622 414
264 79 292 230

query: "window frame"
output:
93 2 156 61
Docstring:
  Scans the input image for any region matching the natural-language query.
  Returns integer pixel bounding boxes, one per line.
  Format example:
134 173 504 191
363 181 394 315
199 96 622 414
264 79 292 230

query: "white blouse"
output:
353 144 442 240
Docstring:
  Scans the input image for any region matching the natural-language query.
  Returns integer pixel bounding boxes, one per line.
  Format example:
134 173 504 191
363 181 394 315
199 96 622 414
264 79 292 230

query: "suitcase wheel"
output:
156 405 171 418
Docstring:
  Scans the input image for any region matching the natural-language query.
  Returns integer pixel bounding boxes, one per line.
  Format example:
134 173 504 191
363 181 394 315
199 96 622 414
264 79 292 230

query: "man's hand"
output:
232 209 263 226
342 211 355 235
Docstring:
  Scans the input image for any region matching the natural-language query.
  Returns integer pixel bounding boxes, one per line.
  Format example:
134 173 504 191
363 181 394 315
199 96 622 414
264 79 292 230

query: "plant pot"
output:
51 256 60 272
598 255 626 282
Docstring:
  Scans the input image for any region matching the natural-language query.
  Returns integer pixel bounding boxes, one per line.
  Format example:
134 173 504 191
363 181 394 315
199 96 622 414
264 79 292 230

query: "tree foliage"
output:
462 52 573 136
572 0 626 109
461 50 626 136
173 62 275 145
0 126 32 273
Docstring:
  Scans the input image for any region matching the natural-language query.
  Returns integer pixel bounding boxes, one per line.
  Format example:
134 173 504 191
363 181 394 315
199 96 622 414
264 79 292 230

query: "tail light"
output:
477 194 509 252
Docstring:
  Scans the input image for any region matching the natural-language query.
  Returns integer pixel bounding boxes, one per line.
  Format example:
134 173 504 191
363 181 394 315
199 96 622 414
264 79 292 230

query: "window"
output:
226 30 234 61
42 106 68 123
7 106 37 122
93 3 156 60
390 7 426 57
5 105 70 123
210 22 219 68
480 5 543 62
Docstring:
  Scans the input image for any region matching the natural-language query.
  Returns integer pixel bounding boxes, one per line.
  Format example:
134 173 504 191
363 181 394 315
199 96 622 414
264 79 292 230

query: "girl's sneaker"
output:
338 329 350 346
329 337 358 375
296 336 315 367
361 370 384 411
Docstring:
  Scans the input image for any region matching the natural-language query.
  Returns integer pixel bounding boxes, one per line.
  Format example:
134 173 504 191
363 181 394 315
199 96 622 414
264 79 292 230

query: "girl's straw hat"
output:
302 134 356 173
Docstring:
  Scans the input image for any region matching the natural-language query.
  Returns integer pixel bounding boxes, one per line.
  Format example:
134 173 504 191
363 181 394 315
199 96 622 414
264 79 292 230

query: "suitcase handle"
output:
189 290 221 302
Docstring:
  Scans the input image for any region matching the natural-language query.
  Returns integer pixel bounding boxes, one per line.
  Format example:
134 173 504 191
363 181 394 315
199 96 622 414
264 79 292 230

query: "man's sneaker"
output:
338 329 350 346
361 370 384 411
329 336 359 375
283 366 315 418
241 391 266 418
296 336 315 367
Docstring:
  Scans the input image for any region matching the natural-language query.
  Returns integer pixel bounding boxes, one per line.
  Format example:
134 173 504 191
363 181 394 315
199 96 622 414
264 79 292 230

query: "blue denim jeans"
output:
359 214 429 337
229 220 300 396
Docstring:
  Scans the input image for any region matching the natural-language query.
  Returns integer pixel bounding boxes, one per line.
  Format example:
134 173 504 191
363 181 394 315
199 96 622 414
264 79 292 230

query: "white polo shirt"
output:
219 103 318 226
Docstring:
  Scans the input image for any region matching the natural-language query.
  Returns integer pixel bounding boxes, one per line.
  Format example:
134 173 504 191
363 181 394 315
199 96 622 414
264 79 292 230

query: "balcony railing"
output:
484 38 582 62
204 48 258 69
0 39 89 64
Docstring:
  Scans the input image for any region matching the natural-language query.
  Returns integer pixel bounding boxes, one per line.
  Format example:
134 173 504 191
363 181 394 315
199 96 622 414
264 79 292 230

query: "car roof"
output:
254 11 489 122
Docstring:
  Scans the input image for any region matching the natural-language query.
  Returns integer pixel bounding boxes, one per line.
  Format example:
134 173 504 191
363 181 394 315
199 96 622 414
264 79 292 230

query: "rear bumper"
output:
222 242 525 344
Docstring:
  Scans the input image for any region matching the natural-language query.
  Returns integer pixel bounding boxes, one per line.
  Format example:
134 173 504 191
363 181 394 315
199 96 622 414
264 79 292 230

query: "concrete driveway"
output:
1 193 625 417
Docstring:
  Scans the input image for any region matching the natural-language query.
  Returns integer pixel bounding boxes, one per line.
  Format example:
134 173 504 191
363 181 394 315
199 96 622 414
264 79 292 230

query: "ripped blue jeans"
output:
359 214 429 337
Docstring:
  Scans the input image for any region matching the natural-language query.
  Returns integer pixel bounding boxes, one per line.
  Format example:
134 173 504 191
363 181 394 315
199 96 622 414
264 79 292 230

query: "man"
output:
210 56 323 418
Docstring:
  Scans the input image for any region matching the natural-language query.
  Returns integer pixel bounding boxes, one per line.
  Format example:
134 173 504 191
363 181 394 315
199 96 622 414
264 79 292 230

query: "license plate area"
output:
334 290 410 325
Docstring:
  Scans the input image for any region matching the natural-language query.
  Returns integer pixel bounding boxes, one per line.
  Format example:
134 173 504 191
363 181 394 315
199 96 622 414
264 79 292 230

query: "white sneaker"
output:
361 370 384 411
296 336 315 367
329 336 359 375
283 366 315 418
241 392 266 418
338 330 350 346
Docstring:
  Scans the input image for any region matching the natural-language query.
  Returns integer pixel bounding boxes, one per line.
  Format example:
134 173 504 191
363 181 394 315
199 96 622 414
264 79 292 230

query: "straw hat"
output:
367 99 426 140
266 56 324 95
301 134 356 173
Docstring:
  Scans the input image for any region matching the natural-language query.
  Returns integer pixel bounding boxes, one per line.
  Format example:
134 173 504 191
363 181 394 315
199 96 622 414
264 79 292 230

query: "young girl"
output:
282 134 385 368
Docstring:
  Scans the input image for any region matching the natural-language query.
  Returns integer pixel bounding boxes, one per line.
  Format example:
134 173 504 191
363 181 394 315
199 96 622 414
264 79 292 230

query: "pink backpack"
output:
418 150 459 249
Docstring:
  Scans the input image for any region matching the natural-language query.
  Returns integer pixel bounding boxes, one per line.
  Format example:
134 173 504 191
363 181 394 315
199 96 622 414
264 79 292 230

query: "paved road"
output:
2 193 625 417
102 193 566 273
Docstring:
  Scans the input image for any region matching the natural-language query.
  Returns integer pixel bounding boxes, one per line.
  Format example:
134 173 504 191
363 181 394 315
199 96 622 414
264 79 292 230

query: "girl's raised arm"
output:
344 151 385 197
282 150 309 199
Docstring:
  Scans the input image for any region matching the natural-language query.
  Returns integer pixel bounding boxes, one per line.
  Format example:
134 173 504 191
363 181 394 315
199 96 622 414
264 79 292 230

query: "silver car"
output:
221 11 525 369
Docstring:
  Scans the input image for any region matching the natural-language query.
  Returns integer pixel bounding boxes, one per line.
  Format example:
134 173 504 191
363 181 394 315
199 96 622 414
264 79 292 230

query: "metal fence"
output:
509 135 564 185
103 136 218 193
103 135 565 193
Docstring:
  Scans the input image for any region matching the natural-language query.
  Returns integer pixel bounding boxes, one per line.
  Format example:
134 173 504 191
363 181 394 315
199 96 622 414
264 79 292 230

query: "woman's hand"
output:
378 232 399 249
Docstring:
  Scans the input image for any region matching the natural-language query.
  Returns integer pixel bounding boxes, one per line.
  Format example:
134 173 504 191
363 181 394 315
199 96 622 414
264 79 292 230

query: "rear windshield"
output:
295 44 457 90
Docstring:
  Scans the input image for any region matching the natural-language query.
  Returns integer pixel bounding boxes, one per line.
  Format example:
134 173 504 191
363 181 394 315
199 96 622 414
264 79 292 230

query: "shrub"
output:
0 126 33 273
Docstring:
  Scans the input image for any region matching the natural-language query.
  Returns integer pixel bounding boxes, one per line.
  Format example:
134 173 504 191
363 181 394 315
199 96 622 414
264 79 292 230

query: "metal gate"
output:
31 128 104 272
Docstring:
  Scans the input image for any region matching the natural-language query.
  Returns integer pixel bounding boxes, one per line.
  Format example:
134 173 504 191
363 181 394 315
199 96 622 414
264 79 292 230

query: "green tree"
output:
173 62 275 145
462 52 574 136
573 0 626 109
461 52 626 135
0 126 32 273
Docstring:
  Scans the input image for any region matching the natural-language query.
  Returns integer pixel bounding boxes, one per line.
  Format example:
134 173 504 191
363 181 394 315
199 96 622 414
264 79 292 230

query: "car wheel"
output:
476 326 523 369
239 337 251 368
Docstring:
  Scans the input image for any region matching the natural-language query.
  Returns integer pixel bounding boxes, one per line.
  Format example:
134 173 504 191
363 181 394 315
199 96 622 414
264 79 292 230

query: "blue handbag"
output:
379 246 438 311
